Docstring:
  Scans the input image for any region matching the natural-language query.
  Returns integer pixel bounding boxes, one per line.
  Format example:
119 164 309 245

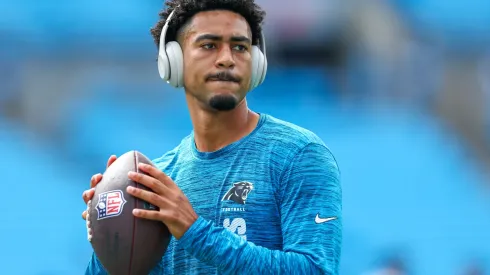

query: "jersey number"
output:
223 218 247 241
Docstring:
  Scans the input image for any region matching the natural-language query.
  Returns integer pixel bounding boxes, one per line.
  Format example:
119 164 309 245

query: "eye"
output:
201 43 216 50
233 45 248 52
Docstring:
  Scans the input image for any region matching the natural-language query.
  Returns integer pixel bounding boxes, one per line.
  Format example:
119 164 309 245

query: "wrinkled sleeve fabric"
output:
85 253 107 275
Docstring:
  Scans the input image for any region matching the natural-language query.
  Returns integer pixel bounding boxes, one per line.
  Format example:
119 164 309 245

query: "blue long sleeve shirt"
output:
86 113 342 274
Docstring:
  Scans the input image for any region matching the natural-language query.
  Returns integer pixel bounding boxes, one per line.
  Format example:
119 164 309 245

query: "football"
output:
87 150 171 275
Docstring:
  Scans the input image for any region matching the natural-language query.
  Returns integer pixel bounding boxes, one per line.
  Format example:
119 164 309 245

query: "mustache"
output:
206 71 241 83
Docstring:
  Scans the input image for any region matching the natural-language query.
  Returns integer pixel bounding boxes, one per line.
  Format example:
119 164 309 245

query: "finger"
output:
82 188 95 204
128 171 167 194
137 163 173 188
126 185 166 207
90 174 103 189
82 200 92 221
90 174 96 187
107 155 117 168
132 208 164 222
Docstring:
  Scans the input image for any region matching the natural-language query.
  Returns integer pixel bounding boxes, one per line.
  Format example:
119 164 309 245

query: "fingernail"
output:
127 186 134 192
133 209 140 215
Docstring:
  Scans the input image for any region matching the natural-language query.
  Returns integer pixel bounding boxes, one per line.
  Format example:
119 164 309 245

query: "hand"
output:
127 163 199 240
81 155 118 220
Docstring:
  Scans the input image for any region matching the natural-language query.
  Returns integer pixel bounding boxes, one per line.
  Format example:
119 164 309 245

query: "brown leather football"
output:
87 150 171 275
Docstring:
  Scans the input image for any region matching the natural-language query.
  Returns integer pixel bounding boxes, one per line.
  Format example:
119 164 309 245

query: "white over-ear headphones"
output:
157 7 268 90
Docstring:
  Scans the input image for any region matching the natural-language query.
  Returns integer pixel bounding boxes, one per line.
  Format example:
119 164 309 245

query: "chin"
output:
208 94 239 111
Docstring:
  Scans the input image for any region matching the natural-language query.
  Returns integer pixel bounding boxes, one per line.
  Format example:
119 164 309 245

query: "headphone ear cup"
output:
255 49 266 86
259 51 267 85
158 47 171 81
165 41 184 88
250 46 261 90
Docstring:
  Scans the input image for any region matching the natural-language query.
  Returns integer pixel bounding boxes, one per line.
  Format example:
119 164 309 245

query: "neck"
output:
186 94 259 152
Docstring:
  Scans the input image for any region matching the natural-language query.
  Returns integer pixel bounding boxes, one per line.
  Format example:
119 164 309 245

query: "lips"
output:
208 78 238 83
206 72 240 83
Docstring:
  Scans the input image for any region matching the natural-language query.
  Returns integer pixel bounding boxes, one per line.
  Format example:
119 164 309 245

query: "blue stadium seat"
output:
0 119 93 274
393 0 490 49
0 0 162 44
314 106 490 274
59 77 192 173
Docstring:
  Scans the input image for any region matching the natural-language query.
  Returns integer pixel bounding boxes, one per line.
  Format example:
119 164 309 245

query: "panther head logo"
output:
221 182 254 205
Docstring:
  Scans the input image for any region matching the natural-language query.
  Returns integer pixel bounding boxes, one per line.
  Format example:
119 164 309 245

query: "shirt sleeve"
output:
178 142 342 274
85 253 108 275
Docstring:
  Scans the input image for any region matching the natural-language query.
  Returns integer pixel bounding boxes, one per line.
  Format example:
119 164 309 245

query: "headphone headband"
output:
259 31 266 56
158 7 178 61
159 7 266 56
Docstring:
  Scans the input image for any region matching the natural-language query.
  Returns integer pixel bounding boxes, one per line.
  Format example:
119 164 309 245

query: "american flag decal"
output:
96 190 127 220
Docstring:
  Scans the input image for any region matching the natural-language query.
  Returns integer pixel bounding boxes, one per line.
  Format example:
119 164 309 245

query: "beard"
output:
208 94 238 111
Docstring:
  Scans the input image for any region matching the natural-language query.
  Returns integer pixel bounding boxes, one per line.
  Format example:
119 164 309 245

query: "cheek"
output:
182 59 193 83
244 61 253 88
237 55 252 82
184 51 213 77
183 54 203 86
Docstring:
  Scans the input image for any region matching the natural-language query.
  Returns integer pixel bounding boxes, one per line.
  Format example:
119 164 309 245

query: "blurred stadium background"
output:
1 0 490 274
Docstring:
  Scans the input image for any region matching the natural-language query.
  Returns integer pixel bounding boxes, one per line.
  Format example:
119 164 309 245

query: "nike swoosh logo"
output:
315 214 337 224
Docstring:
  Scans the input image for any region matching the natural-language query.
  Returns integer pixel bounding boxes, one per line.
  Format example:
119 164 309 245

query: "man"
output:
82 0 342 274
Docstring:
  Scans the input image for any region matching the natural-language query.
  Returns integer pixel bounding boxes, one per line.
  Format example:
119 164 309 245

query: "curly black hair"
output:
150 0 266 48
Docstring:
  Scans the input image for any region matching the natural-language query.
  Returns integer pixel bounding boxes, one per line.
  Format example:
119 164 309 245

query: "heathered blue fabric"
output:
85 113 342 274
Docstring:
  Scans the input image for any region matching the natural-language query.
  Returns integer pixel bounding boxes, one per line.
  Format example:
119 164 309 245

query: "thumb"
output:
106 155 117 169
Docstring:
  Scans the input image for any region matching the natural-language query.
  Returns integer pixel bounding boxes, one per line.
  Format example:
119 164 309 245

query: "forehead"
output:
187 10 251 39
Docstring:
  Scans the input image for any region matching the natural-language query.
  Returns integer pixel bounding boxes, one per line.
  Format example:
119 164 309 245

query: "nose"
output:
215 46 235 69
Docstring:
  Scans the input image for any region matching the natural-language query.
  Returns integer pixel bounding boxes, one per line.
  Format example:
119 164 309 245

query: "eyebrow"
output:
194 34 251 44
